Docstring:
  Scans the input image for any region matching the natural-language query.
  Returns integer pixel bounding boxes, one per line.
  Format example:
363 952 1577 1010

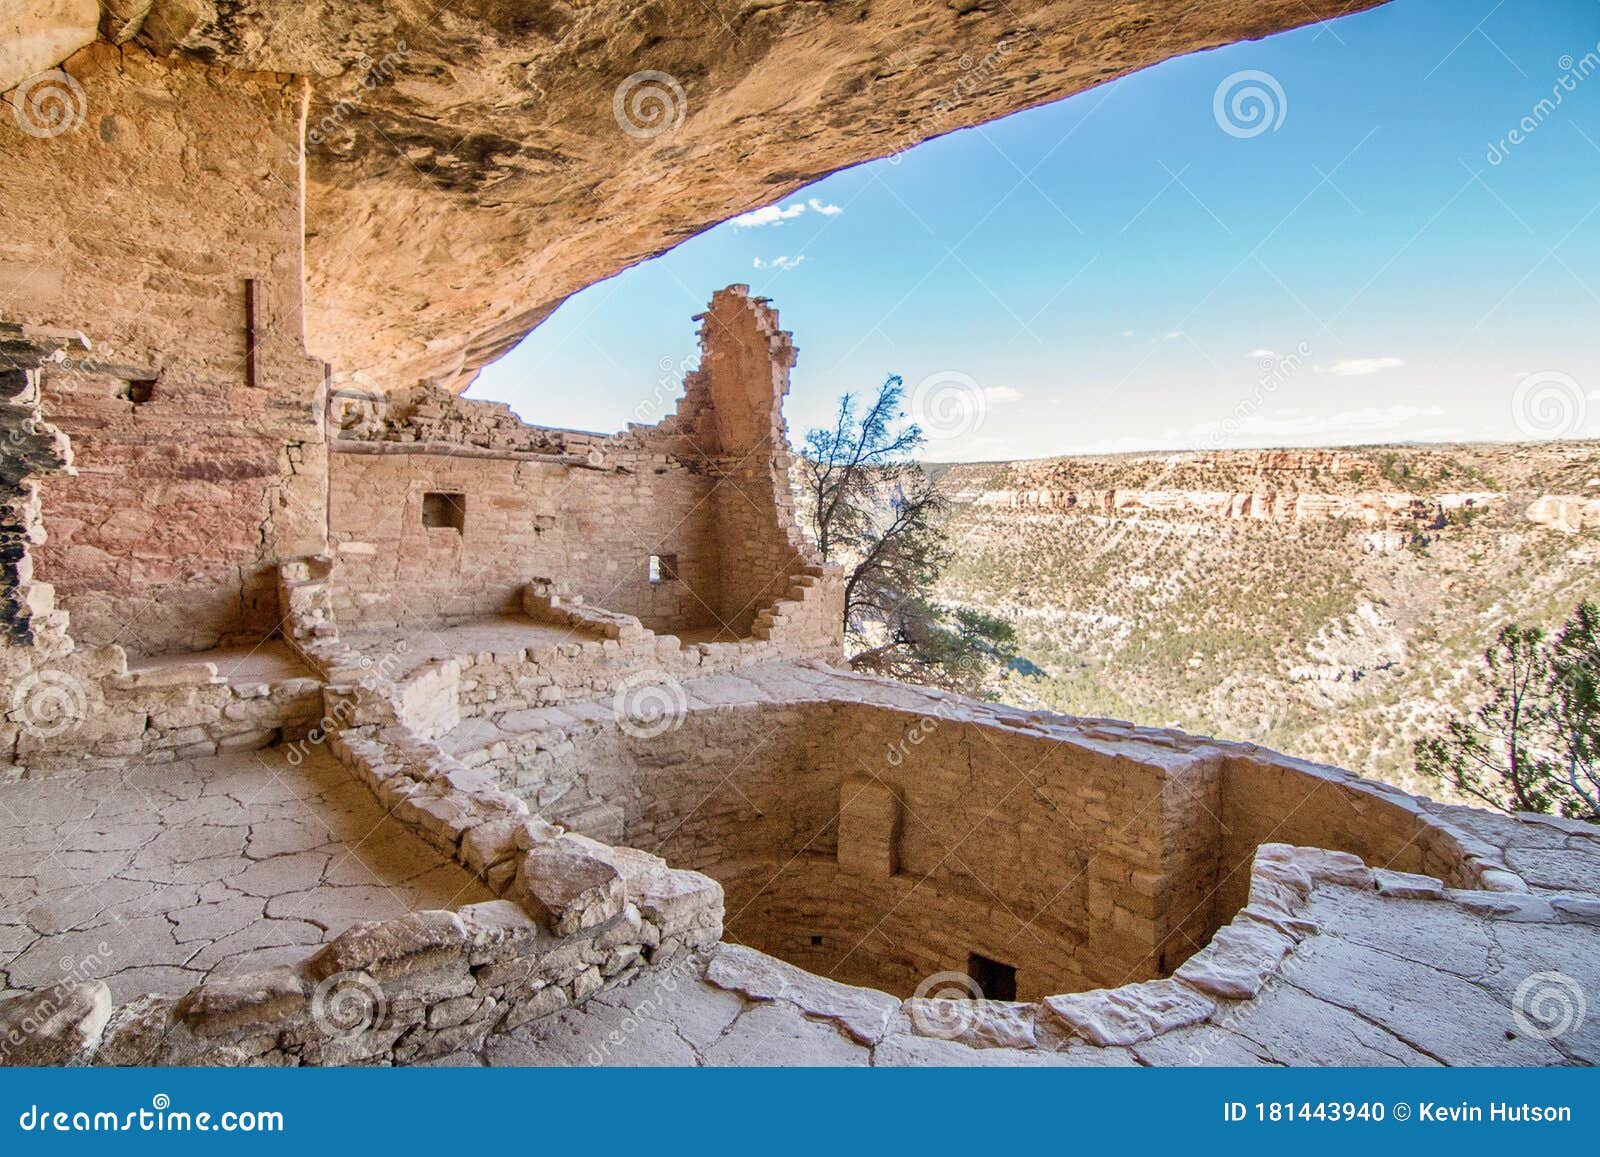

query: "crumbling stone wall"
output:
478 702 1191 998
326 435 722 633
690 288 817 636
466 684 1491 1003
6 44 327 655
321 288 838 647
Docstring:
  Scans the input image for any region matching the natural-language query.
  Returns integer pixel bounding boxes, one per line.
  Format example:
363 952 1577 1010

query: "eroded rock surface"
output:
77 0 1381 386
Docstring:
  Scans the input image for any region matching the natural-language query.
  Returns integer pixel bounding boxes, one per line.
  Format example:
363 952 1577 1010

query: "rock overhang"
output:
11 0 1389 390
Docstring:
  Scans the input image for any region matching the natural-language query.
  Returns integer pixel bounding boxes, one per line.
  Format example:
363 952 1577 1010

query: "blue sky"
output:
472 0 1600 461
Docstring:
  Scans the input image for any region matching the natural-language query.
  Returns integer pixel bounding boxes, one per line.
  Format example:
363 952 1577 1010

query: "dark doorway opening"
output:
967 952 1017 1001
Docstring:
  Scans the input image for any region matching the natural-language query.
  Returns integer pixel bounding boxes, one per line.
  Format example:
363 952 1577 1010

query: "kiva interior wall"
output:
4 44 327 656
479 701 1207 1000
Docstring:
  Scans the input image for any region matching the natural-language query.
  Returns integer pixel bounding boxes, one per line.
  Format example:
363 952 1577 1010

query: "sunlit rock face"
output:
103 0 1380 388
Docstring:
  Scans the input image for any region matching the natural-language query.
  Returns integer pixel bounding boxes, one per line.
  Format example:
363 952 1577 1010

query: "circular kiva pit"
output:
475 700 1489 1001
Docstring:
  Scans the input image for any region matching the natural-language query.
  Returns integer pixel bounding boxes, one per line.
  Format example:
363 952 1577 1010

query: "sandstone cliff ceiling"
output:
29 0 1383 390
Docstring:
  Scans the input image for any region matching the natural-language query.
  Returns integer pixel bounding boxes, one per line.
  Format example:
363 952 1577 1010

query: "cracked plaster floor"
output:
0 746 491 1003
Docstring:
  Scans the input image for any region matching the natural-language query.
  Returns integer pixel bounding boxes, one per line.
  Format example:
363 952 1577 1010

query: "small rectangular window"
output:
967 953 1017 1002
421 492 465 531
648 553 678 584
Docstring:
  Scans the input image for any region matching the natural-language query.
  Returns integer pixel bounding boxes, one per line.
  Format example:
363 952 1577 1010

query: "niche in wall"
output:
421 492 466 532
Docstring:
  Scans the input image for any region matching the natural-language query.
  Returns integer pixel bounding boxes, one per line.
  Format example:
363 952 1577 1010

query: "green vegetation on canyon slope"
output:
930 442 1600 800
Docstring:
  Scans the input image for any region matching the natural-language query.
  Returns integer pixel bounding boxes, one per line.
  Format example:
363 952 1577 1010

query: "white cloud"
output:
1162 331 1183 341
983 386 1023 404
753 255 805 271
732 198 843 228
1320 356 1405 377
1162 403 1446 450
733 203 808 228
1247 348 1277 358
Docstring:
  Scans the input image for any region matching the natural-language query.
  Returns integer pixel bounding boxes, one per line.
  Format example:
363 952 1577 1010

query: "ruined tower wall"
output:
692 288 816 636
4 45 327 655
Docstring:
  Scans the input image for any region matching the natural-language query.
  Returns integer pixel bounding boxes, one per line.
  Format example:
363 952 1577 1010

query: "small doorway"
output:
967 952 1017 1001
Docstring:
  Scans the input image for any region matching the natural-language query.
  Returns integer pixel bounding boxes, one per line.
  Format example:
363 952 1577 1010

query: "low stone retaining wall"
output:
4 643 323 776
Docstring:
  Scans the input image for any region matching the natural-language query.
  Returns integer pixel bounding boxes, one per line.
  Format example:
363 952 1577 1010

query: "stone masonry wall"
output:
693 288 817 635
4 44 327 656
451 664 1501 1003
326 443 721 633
473 701 1189 998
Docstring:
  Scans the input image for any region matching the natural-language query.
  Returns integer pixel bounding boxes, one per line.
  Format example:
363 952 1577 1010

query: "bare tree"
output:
799 375 1015 692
